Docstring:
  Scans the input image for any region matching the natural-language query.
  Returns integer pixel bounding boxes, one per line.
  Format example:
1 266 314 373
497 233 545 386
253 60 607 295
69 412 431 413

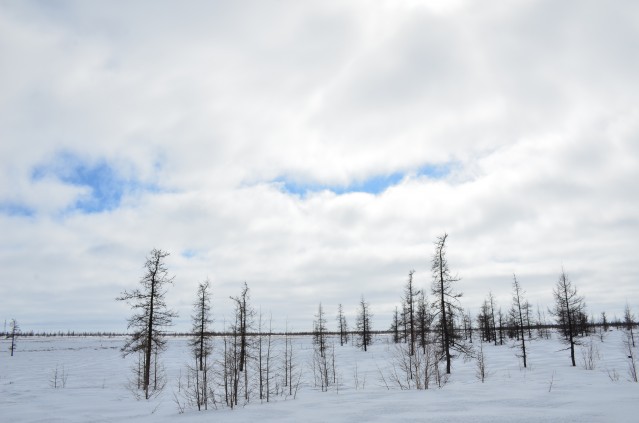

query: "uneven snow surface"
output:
2 331 638 422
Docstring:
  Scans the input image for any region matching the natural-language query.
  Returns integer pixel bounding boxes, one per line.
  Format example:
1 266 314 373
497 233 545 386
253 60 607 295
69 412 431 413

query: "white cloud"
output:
1 0 638 332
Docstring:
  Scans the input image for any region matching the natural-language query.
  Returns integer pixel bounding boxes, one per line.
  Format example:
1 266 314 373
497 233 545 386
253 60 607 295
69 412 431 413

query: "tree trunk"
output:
144 270 156 399
439 247 451 374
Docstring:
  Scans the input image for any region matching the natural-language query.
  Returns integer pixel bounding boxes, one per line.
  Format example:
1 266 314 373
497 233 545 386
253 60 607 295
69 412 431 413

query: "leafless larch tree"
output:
511 274 528 368
356 296 373 351
117 248 177 399
551 269 587 367
188 278 213 410
431 233 469 374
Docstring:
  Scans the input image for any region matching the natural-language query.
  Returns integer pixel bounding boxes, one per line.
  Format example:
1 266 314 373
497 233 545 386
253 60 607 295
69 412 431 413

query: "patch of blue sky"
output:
277 163 452 196
181 249 197 259
415 163 451 179
0 202 35 217
31 151 157 214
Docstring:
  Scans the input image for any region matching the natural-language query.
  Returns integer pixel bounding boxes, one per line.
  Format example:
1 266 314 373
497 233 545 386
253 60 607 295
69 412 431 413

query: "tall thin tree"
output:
488 291 498 345
511 274 528 368
356 296 373 351
391 306 401 344
431 233 466 374
230 282 253 373
191 279 213 371
313 303 328 357
624 303 636 348
551 269 586 367
416 291 432 354
337 304 348 346
402 270 419 356
117 248 177 399
188 279 213 410
9 319 19 357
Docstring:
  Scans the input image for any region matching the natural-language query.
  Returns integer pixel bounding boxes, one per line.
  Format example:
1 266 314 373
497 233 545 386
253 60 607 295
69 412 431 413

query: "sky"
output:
1 0 638 333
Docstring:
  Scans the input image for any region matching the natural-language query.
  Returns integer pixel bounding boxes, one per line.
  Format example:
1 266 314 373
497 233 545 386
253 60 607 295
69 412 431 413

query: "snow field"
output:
1 330 638 422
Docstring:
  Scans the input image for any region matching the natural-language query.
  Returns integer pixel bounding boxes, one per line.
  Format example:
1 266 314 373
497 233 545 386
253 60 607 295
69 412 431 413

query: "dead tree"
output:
464 309 473 343
476 337 487 383
497 307 505 345
191 279 213 371
228 282 255 405
511 274 528 368
537 305 550 340
624 303 636 348
431 233 468 374
390 306 401 344
189 279 213 410
282 321 301 397
550 269 586 367
313 303 328 357
337 304 348 346
256 311 276 402
524 300 533 339
416 291 432 354
117 248 177 399
402 270 419 356
624 332 638 382
9 319 19 356
601 311 609 333
356 296 373 351
477 300 490 342
488 291 498 345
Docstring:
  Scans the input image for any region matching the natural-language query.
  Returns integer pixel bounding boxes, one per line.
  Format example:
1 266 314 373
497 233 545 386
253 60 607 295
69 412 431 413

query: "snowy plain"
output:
2 330 638 422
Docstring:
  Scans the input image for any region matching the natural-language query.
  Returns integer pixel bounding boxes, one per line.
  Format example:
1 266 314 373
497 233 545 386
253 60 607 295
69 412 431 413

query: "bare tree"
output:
188 279 213 410
230 282 253 374
356 296 373 351
402 270 419 356
390 306 401 344
477 300 490 342
488 291 498 345
524 300 533 339
601 311 609 333
256 311 276 402
313 303 328 357
431 233 467 374
464 309 473 343
624 332 638 382
497 307 505 345
191 279 213 371
282 321 301 398
476 337 487 383
511 274 528 368
624 303 635 348
9 318 19 356
227 282 255 406
416 291 433 354
117 248 177 399
337 304 348 346
312 303 333 391
551 269 586 367
537 305 551 340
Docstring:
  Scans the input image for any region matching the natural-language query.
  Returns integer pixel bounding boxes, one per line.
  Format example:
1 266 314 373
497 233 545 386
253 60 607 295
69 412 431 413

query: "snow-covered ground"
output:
2 330 638 422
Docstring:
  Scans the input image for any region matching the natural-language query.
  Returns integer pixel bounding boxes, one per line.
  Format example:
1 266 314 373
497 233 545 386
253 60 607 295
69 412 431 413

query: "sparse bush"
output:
476 341 487 383
607 368 620 382
580 338 600 370
50 364 68 388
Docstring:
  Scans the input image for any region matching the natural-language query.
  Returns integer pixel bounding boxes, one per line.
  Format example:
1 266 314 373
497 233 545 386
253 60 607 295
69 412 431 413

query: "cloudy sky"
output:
1 0 638 333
